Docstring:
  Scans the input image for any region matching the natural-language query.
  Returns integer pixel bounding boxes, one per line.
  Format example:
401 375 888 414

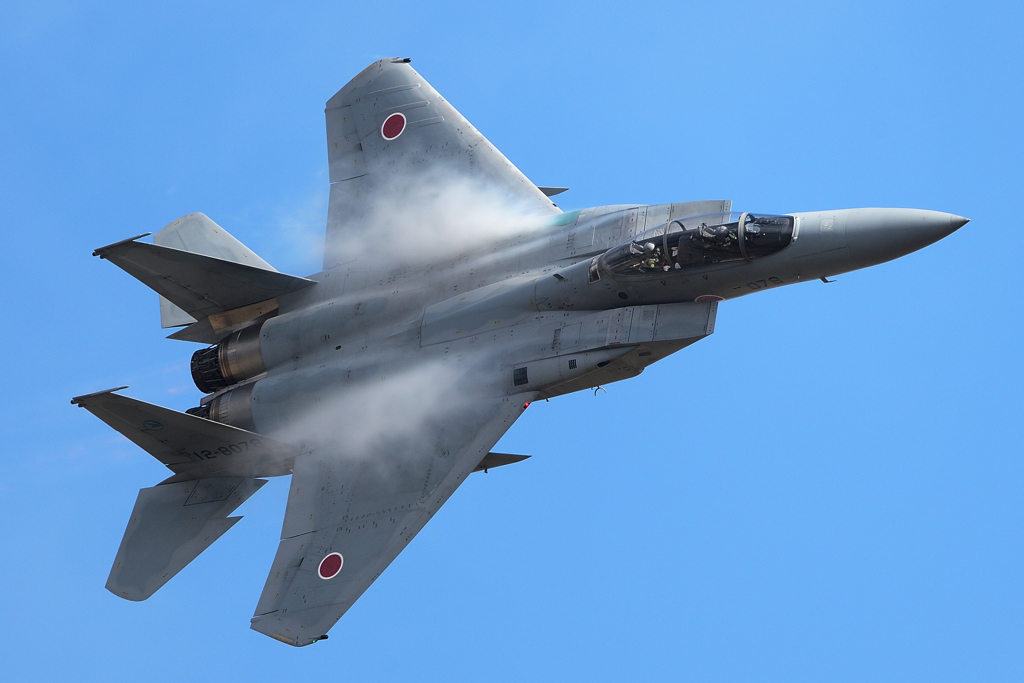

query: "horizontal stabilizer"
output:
473 452 530 472
71 388 297 480
107 477 266 601
537 187 569 197
93 236 315 323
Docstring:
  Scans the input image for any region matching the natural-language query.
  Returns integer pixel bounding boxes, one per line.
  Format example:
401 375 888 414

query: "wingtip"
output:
71 385 129 405
92 233 151 257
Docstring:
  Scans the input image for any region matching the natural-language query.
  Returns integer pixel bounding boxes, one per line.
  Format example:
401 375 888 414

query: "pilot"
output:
692 222 730 248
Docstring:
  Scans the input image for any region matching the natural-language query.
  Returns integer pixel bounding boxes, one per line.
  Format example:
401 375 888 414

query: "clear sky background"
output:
1 1 1021 680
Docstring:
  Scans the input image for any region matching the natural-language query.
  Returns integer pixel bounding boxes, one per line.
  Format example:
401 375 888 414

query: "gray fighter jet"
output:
73 58 968 646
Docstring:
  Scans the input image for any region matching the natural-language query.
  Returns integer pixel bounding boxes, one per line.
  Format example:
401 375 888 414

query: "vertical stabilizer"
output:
107 478 267 601
153 213 278 328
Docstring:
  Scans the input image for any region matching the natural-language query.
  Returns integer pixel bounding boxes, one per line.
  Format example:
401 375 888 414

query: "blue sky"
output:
1 1 1021 680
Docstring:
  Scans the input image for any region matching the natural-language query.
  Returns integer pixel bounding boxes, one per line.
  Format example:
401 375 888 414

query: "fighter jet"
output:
73 58 968 646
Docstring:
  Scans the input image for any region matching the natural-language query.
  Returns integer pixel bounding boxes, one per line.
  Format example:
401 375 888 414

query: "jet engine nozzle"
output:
186 383 257 431
190 322 267 394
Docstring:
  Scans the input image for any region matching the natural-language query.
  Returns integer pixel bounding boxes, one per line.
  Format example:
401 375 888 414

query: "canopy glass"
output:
600 212 795 278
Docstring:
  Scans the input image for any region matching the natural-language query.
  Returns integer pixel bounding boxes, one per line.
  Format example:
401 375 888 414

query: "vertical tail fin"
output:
107 478 266 601
153 213 278 328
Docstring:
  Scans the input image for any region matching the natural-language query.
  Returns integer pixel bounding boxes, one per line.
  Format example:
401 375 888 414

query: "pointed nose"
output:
845 208 967 266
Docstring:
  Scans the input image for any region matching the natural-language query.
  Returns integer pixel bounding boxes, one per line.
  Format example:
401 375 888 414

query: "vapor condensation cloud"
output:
266 181 329 276
264 357 489 464
330 166 557 268
250 166 546 468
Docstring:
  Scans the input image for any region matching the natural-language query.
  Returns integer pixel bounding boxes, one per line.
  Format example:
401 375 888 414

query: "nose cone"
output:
845 208 968 266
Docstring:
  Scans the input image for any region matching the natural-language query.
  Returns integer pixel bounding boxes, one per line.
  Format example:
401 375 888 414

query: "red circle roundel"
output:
381 112 406 140
318 552 344 580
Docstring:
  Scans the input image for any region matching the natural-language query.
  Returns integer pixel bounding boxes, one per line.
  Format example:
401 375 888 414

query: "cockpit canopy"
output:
599 211 794 278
